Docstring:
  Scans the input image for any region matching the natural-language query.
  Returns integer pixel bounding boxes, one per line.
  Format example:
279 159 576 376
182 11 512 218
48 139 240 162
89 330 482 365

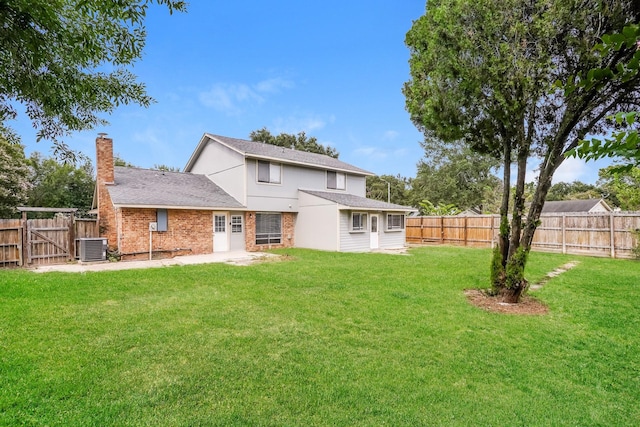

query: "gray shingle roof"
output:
107 166 244 209
300 189 414 212
206 134 373 175
541 199 610 213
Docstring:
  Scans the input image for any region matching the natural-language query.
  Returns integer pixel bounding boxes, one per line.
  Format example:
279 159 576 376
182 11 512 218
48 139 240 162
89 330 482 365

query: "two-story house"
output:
95 133 413 260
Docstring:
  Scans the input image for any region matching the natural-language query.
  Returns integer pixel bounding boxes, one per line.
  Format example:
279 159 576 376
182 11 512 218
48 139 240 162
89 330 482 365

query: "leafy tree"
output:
0 0 186 161
597 166 640 210
546 181 603 201
249 128 339 158
153 164 180 172
417 200 460 216
26 153 95 216
409 139 501 213
0 138 30 217
404 0 640 302
114 155 136 168
569 24 640 171
366 174 410 205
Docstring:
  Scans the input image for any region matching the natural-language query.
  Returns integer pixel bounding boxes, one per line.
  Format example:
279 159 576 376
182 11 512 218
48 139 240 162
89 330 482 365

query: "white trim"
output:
205 134 374 176
112 204 247 211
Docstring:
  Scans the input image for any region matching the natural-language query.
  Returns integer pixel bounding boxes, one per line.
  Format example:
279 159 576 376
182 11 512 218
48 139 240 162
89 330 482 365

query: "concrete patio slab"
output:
31 251 275 273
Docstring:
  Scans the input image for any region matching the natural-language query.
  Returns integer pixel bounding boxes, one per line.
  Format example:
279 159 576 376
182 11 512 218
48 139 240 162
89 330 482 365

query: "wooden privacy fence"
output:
0 209 99 268
406 212 640 259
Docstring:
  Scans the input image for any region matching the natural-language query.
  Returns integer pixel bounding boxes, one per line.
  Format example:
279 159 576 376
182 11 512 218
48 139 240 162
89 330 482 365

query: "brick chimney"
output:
95 133 117 249
96 133 114 185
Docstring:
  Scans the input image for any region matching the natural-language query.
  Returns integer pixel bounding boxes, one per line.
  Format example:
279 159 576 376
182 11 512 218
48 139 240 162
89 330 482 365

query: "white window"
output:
231 215 242 233
387 214 405 230
351 212 366 231
327 171 346 190
257 160 281 184
214 215 226 233
256 213 282 244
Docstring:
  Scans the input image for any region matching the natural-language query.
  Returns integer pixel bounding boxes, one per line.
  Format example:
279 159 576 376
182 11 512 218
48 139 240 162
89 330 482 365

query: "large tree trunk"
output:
490 143 511 291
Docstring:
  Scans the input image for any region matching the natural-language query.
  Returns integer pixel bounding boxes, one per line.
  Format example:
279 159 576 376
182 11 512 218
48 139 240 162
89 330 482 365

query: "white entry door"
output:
214 213 229 252
370 214 379 249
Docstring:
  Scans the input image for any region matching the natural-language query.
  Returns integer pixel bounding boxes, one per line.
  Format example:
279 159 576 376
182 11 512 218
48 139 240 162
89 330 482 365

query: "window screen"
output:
255 213 281 244
258 161 281 184
352 213 365 231
327 171 345 190
258 161 270 182
387 214 405 230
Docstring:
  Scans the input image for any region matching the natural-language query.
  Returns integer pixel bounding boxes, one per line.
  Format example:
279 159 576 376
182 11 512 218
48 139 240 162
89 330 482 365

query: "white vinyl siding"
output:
339 211 370 252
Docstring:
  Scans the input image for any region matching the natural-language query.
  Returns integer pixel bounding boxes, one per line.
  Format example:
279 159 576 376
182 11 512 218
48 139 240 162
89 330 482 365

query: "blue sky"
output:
14 1 608 183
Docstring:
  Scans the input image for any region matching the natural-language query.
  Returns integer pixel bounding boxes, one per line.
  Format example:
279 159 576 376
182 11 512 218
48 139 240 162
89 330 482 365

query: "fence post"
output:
490 215 496 249
561 214 566 254
610 213 616 259
68 215 75 261
464 216 468 246
21 210 29 265
421 216 426 243
440 216 444 244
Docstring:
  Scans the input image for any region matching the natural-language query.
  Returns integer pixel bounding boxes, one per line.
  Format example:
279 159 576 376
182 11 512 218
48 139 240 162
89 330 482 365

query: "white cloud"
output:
254 77 294 93
519 156 599 184
552 157 589 183
383 130 399 141
273 114 334 134
199 83 264 114
199 77 295 114
353 146 389 160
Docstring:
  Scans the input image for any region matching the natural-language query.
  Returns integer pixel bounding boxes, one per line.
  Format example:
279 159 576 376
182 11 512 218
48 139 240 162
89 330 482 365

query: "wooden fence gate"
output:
24 217 73 265
0 208 99 268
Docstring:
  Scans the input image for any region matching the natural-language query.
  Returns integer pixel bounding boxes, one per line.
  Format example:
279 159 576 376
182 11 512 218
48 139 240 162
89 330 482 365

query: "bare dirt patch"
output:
464 289 549 315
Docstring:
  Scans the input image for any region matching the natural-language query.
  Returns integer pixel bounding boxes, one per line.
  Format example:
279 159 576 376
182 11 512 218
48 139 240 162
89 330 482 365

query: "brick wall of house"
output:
244 211 296 252
95 136 118 250
119 208 213 260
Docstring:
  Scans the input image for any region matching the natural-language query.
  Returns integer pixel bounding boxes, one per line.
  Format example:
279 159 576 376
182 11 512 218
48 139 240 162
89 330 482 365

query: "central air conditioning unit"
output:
78 238 108 262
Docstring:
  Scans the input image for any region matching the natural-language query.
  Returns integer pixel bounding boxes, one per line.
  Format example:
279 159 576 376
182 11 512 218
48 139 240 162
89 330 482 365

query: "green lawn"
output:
1 246 639 426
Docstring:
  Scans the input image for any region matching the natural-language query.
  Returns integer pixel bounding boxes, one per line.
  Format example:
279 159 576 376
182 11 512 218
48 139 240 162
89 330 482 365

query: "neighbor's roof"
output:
300 189 415 212
107 166 244 210
541 198 611 213
184 133 374 176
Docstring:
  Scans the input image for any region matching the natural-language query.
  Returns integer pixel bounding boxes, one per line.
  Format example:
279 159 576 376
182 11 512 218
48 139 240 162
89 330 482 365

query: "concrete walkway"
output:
31 251 275 273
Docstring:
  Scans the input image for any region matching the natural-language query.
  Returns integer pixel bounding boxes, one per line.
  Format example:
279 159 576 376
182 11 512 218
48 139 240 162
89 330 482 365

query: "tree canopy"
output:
26 153 95 216
0 0 186 161
546 181 603 202
597 166 640 210
568 24 640 171
410 139 501 213
249 128 339 158
404 0 640 302
0 138 29 217
366 174 410 206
